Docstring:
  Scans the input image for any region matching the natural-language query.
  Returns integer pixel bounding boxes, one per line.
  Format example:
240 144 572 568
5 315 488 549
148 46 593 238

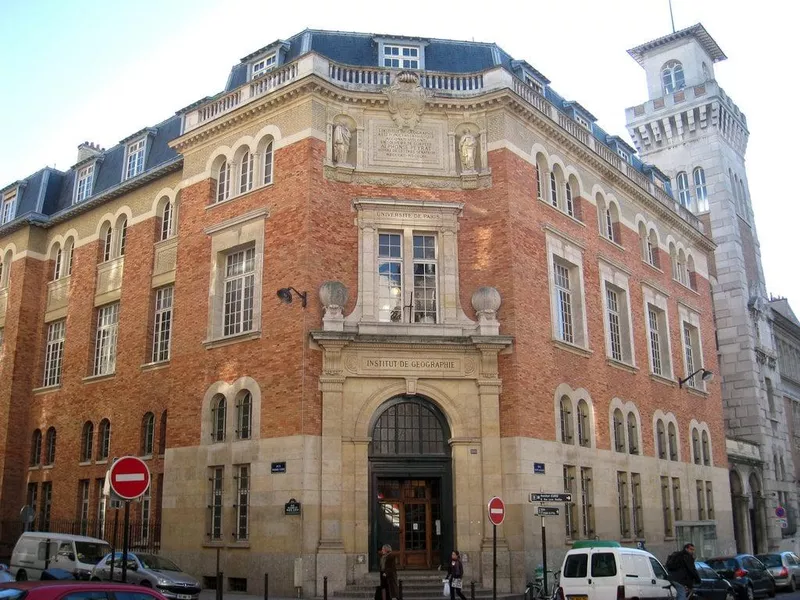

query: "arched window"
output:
239 151 254 194
692 428 701 465
45 427 56 465
693 168 708 211
780 457 786 481
65 239 75 276
98 419 111 461
81 421 94 462
52 245 63 281
676 172 691 208
602 201 619 243
117 217 127 257
577 400 590 447
160 200 174 241
141 412 155 456
549 172 558 208
647 230 660 268
701 430 710 466
559 396 573 444
661 60 685 94
216 161 230 203
212 394 226 443
627 412 639 454
667 422 678 461
565 182 574 217
262 140 274 185
30 429 42 466
159 410 167 455
656 420 666 459
535 154 548 202
535 165 542 200
686 255 697 290
101 223 113 262
236 391 252 440
613 409 625 452
371 398 448 456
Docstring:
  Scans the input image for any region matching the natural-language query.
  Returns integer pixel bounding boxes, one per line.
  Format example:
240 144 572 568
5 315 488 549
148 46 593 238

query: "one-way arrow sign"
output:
530 492 572 503
537 506 560 516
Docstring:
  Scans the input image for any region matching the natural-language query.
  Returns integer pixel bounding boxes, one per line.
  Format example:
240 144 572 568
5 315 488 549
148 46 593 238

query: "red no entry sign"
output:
109 456 151 500
488 496 505 526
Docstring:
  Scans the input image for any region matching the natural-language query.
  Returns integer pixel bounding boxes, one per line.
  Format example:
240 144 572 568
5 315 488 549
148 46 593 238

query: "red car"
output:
0 581 170 600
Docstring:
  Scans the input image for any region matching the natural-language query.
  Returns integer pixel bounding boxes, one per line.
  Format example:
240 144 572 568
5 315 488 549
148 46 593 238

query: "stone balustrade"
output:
46 277 71 319
626 80 746 126
95 256 124 304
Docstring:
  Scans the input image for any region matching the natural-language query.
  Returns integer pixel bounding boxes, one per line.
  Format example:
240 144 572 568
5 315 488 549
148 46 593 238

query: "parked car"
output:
755 552 800 591
10 532 111 581
694 561 736 600
0 581 170 600
0 565 14 584
91 553 200 600
705 555 776 600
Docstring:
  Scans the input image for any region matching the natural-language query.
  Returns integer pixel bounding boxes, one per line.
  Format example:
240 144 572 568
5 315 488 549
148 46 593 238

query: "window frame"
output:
98 419 111 461
661 60 685 95
123 138 146 181
1 190 17 225
44 427 57 465
222 247 256 337
209 466 224 540
74 164 95 204
382 44 420 69
236 391 252 440
81 421 94 463
159 200 174 241
211 395 226 443
30 429 42 466
43 319 66 388
693 167 708 212
643 289 673 379
235 464 250 541
151 286 174 363
141 412 155 457
251 53 276 79
93 303 120 377
676 172 692 209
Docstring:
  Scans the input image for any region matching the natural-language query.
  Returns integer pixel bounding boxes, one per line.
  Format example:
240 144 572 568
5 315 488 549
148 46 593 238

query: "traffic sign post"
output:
537 506 559 517
530 492 571 596
109 457 151 584
488 497 505 600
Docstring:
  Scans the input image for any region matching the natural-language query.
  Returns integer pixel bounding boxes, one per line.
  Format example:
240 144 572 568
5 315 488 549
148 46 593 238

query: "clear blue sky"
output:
1 0 796 307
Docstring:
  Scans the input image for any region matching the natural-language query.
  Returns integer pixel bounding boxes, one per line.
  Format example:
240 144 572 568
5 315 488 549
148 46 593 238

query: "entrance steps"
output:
332 570 523 600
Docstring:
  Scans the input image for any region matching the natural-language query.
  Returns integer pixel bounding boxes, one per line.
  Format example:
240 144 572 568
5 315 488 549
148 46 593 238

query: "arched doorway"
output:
369 396 453 571
730 470 747 553
748 473 765 554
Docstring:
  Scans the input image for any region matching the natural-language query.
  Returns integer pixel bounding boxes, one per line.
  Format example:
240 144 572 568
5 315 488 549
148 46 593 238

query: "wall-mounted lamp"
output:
277 287 308 308
678 368 714 389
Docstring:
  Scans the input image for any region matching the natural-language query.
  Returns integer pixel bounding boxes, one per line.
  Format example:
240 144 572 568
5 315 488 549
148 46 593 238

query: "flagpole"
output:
669 0 676 33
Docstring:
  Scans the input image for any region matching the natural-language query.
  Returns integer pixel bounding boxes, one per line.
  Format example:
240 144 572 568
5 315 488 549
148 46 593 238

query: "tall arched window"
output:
627 412 639 454
45 427 57 465
30 429 42 466
262 140 274 185
212 395 226 443
141 412 155 456
656 420 666 459
559 396 573 444
52 245 63 281
565 182 574 217
549 172 558 208
613 409 625 452
371 398 448 456
236 391 252 440
535 165 542 201
101 223 113 262
661 61 685 94
693 168 708 211
676 172 691 208
117 217 127 257
667 422 678 461
577 400 590 447
216 161 230 203
81 421 94 462
701 430 710 466
98 419 111 461
159 410 167 455
160 200 174 241
239 151 254 194
692 428 701 465
65 239 75 276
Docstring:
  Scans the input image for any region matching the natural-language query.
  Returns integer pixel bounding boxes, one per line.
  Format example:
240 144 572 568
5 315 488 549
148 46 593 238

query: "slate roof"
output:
771 298 800 331
627 23 727 66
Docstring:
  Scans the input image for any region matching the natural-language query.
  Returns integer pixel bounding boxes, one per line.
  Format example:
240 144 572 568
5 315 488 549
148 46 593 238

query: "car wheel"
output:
791 577 797 593
768 582 776 598
746 585 754 600
15 571 26 582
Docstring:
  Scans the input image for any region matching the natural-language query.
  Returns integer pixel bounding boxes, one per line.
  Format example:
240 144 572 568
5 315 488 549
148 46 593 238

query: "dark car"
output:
706 555 775 600
694 561 736 600
0 581 170 600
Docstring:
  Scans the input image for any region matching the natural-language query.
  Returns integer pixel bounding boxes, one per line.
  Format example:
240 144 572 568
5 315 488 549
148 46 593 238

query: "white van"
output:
10 532 112 581
557 542 673 600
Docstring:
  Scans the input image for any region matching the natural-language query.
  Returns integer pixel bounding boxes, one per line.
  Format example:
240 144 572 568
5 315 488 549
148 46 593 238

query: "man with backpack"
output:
666 544 702 600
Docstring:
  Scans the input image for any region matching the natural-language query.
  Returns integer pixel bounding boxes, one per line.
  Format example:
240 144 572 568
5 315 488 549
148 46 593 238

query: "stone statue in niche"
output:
332 123 352 164
459 131 477 172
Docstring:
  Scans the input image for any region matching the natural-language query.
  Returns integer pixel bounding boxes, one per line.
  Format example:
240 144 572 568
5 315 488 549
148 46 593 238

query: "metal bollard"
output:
324 575 328 600
470 581 476 600
399 580 404 600
264 573 269 600
216 571 223 600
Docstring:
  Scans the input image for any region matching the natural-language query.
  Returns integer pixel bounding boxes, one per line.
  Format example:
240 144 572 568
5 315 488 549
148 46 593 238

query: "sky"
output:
0 0 796 307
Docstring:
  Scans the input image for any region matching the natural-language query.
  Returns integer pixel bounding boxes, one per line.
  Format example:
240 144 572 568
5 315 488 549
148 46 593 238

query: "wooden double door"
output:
376 478 442 569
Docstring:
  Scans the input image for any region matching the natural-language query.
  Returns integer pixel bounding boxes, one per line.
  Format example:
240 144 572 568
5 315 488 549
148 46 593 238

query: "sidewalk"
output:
199 590 298 600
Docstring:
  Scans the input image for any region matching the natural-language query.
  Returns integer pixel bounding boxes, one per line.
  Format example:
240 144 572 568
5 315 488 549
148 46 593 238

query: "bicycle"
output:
525 572 561 600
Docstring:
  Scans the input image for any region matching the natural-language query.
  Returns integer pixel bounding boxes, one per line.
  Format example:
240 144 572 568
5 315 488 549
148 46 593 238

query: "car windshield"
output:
707 558 738 571
757 555 782 568
75 542 112 564
138 554 181 571
0 589 26 600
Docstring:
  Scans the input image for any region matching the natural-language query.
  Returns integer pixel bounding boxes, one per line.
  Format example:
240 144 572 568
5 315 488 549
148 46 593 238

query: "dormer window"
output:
524 74 544 95
252 54 276 79
383 45 419 69
616 148 629 162
124 139 146 180
574 113 591 130
661 60 685 94
1 189 16 225
74 164 95 204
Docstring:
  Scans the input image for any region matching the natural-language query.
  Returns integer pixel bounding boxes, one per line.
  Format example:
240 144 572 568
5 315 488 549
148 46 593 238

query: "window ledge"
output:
78 461 92 467
140 454 153 461
28 465 40 471
537 198 585 226
141 361 170 372
663 536 676 542
82 373 116 385
685 386 709 398
552 339 592 358
642 261 664 274
42 464 53 470
206 182 273 211
673 278 700 295
606 358 638 374
203 541 225 548
227 541 251 549
650 373 676 387
600 235 624 251
33 384 61 395
203 330 261 349
95 460 108 465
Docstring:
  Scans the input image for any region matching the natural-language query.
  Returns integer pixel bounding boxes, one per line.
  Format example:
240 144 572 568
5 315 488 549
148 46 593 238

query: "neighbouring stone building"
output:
0 28 733 595
625 24 795 552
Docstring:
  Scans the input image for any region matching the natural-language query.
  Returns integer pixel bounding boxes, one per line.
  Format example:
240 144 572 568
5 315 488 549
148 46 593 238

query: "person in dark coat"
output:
379 544 399 600
667 543 701 600
447 551 467 600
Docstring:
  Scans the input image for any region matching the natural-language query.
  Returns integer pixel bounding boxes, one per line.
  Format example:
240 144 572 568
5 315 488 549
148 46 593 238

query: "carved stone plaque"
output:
359 356 462 374
368 120 446 171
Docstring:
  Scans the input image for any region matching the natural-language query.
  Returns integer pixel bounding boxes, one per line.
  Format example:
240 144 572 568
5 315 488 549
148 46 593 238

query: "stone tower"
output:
625 24 794 552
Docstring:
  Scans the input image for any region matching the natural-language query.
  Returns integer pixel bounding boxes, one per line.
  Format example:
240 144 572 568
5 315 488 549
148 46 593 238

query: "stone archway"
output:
730 470 749 553
368 396 453 571
748 473 766 554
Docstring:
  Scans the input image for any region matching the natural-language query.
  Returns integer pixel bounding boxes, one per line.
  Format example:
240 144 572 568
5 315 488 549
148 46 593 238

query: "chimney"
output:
76 141 104 163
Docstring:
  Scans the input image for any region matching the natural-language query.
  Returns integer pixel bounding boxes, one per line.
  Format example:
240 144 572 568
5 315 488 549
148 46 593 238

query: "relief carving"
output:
458 131 477 172
332 123 352 165
385 71 426 130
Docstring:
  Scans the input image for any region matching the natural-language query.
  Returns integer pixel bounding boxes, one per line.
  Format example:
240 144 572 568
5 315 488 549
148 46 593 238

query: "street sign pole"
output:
493 523 497 600
122 500 130 583
541 515 547 597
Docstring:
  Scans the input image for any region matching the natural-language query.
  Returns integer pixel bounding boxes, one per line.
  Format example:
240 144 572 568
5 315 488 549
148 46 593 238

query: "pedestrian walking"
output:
447 551 467 600
379 544 399 600
666 543 701 600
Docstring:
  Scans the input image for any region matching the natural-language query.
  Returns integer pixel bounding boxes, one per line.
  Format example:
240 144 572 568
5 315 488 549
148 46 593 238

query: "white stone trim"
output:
200 377 263 446
546 230 588 349
642 284 674 379
552 383 596 449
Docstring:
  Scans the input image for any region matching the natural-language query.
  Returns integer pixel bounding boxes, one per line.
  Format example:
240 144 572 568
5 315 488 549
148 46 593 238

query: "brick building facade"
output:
0 28 733 595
